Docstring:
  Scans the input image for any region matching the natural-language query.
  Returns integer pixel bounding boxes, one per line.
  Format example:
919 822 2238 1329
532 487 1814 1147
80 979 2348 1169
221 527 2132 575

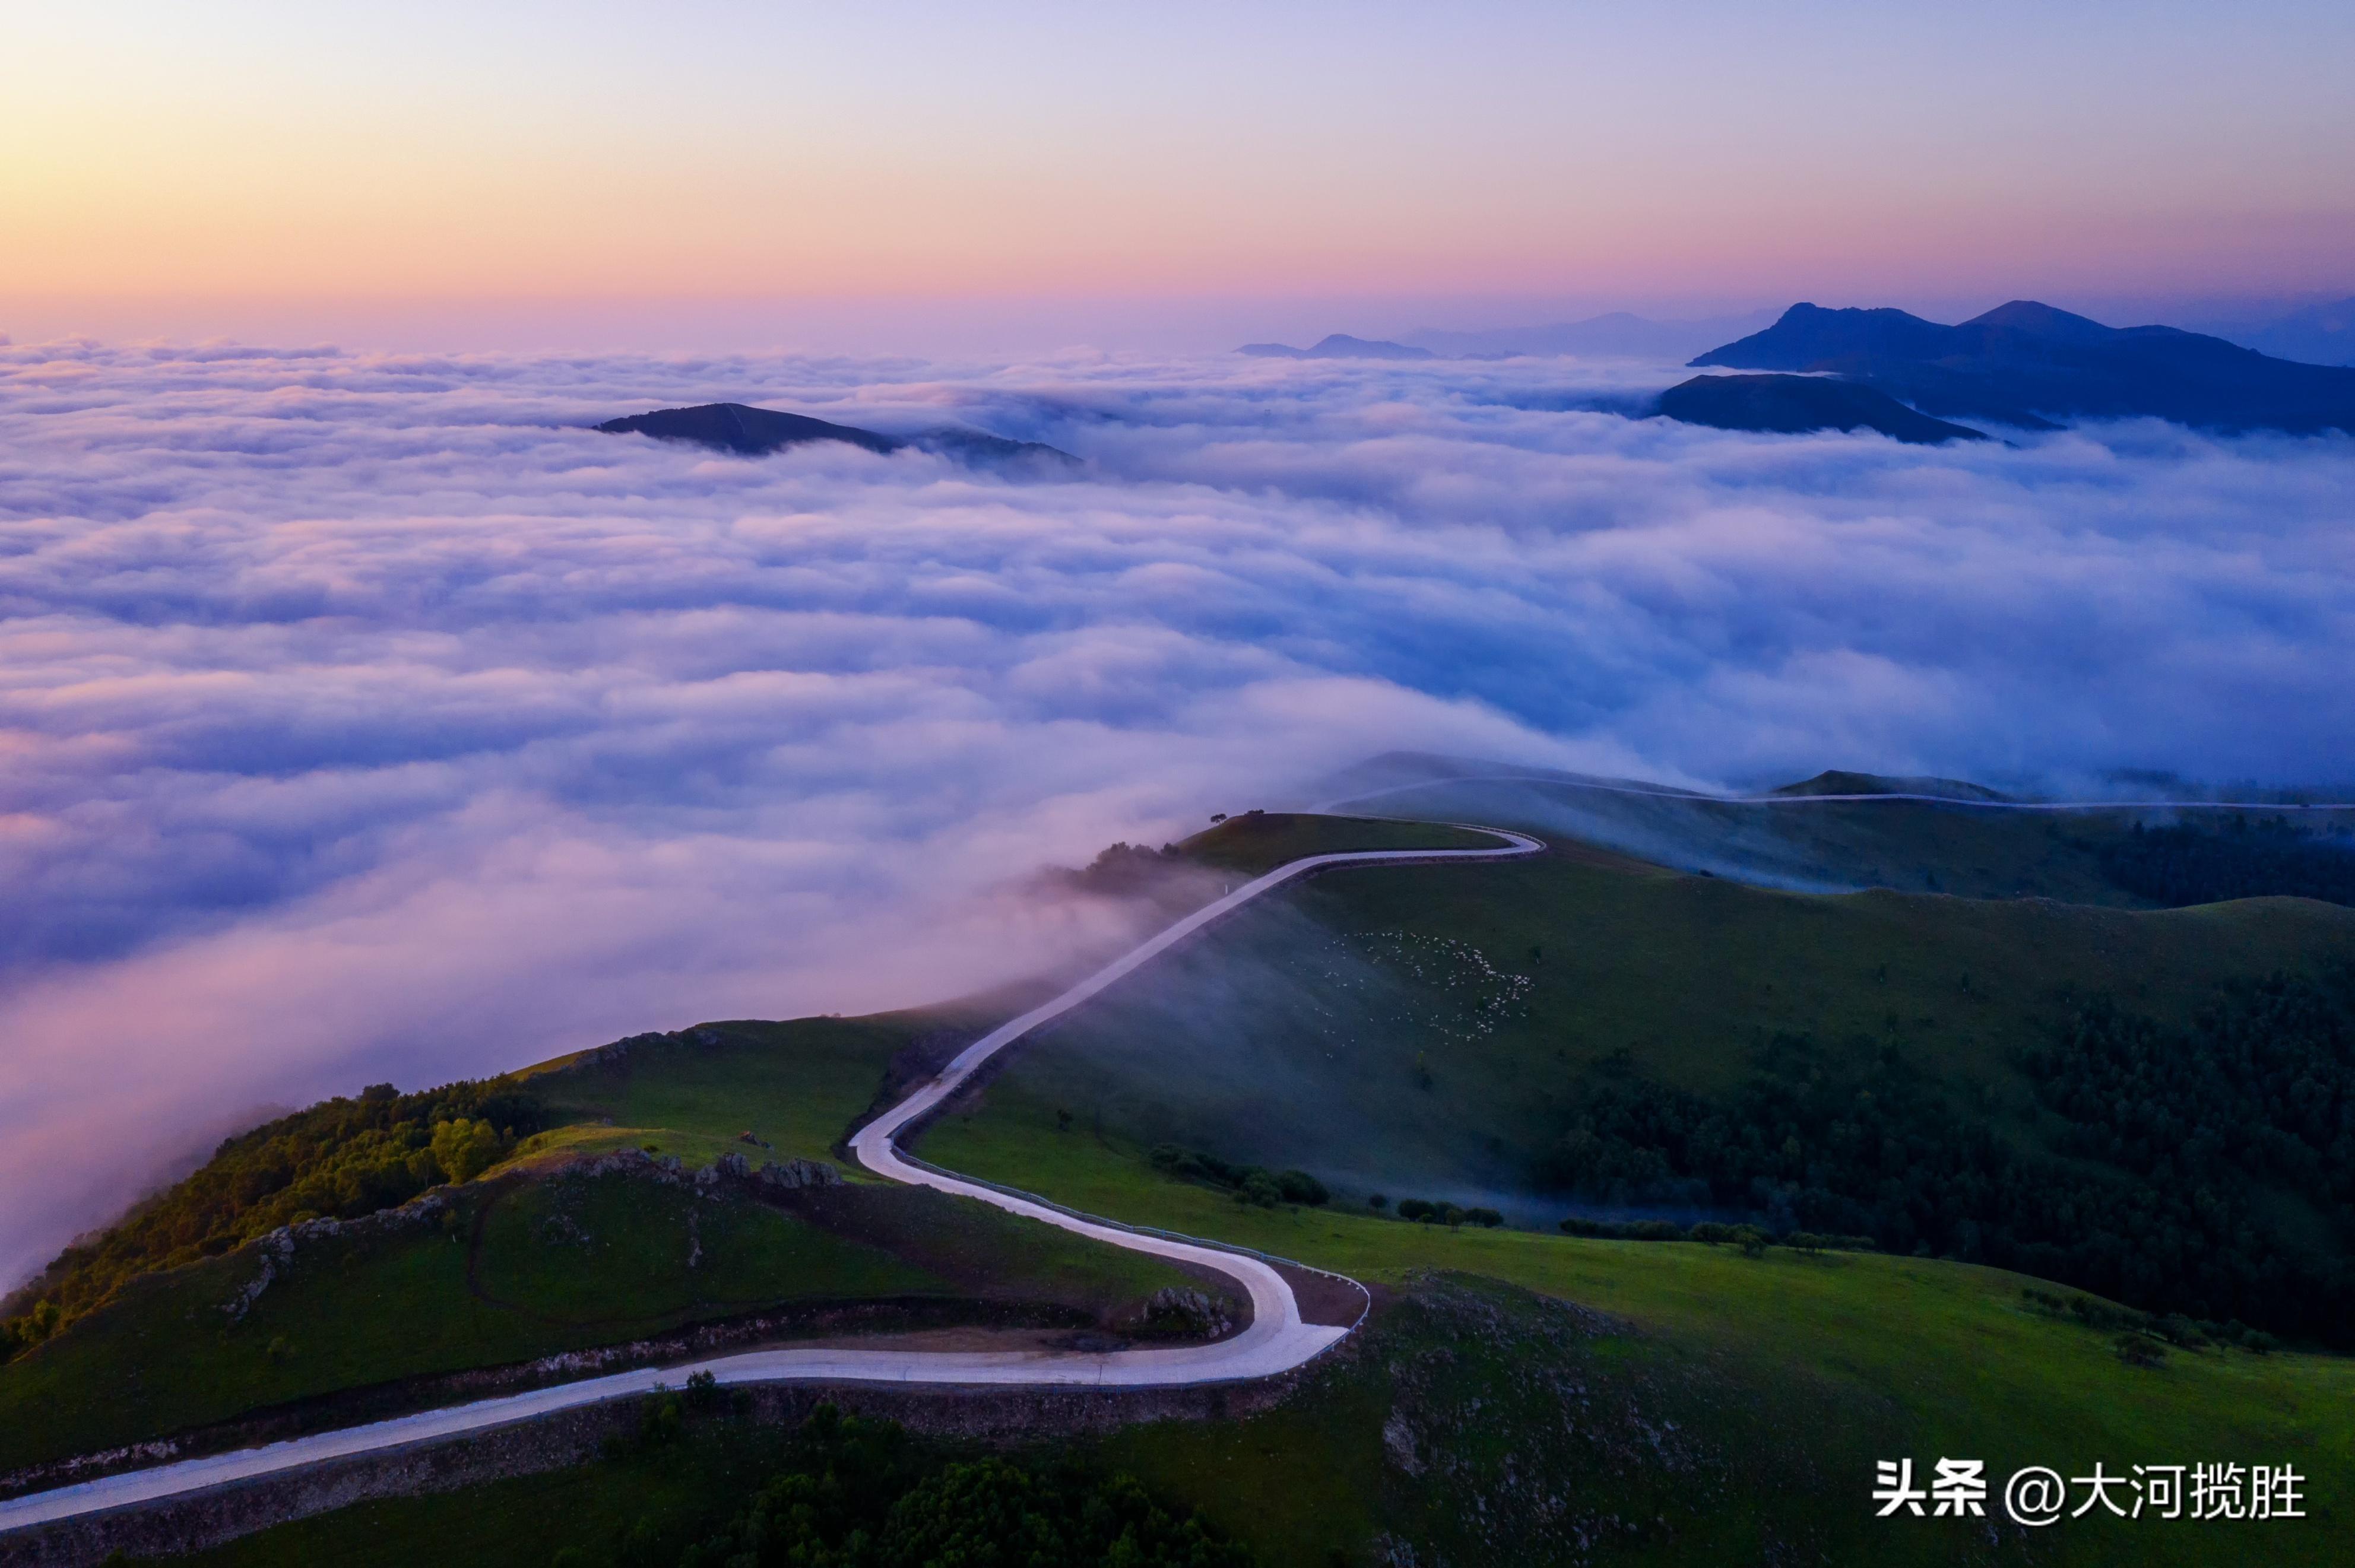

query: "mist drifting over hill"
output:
4 338 2354 1285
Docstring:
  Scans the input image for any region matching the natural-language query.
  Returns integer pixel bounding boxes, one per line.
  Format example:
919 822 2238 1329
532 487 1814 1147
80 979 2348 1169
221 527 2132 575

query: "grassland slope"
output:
934 833 2355 1335
1316 758 2355 904
0 1007 1215 1483
916 1109 2355 1567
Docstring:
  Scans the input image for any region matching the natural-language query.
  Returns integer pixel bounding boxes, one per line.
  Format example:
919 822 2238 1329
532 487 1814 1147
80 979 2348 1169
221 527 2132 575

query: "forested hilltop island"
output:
5 780 2355 1567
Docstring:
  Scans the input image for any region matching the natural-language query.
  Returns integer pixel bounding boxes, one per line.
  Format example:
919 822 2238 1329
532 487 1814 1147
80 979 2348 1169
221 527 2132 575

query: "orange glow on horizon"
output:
5 4 2351 323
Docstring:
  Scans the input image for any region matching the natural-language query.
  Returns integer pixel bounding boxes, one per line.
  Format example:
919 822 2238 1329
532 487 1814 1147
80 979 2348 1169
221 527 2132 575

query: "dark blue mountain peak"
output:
1692 300 2355 433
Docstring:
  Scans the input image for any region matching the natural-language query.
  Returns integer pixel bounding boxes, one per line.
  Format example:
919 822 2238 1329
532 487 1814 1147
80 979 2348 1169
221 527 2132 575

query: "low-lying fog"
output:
4 339 2351 1285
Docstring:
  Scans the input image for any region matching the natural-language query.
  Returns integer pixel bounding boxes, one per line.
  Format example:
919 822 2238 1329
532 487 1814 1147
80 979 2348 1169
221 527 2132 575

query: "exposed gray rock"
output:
754 1158 842 1191
220 1195 448 1324
220 1234 293 1325
591 1030 670 1065
1143 1286 1234 1340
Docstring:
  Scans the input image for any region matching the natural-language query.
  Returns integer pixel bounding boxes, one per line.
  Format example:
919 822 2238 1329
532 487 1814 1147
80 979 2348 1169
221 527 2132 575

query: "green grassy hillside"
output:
514 1014 947 1171
912 1109 2355 1567
0 1157 1201 1478
1174 810 1500 877
0 1002 1212 1482
169 1172 2355 1567
957 834 2355 1175
1319 764 2355 904
931 833 2355 1336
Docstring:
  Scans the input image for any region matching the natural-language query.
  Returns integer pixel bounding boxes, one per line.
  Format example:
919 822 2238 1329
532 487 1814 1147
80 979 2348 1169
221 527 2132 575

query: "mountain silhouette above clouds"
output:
1691 301 2355 433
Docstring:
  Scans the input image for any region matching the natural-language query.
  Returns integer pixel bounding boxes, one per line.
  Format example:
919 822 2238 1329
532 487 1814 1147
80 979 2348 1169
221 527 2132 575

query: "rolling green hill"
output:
925 816 2355 1337
1316 758 2355 905
1172 810 1500 877
0 1010 1207 1483
914 1102 2355 1567
17 803 2355 1567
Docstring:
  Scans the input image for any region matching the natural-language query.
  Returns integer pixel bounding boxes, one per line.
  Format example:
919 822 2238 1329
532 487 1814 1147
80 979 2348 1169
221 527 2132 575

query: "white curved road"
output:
0 821 1542 1537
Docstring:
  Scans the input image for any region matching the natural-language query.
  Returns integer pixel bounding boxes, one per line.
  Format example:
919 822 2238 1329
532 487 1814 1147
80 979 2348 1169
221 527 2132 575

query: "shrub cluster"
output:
2017 1286 2278 1354
1536 967 2355 1342
649 1404 1253 1568
2 1077 541 1360
1149 1144 1328 1208
1394 1199 1503 1227
1061 840 1184 896
1555 1215 1875 1252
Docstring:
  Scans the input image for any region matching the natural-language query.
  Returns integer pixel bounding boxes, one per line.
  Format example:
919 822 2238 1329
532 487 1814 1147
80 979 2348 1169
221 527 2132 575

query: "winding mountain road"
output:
0 821 1541 1537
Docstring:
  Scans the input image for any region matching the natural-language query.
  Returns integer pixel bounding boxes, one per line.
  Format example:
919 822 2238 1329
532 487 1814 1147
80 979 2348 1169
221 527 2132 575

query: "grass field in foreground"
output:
172 1420 816 1568
169 1276 1858 1568
166 1240 2353 1568
917 1102 2355 1567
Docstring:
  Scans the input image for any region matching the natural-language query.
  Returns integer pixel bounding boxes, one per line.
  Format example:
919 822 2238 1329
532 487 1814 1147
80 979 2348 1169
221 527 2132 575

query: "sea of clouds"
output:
3 337 2351 1284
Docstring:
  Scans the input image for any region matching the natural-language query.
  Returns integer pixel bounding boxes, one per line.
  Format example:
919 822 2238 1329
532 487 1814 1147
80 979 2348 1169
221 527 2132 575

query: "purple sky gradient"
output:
7 3 2351 350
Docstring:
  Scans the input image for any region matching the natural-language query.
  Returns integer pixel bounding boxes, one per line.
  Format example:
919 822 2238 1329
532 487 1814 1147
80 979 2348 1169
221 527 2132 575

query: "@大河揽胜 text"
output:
1872 1459 2305 1525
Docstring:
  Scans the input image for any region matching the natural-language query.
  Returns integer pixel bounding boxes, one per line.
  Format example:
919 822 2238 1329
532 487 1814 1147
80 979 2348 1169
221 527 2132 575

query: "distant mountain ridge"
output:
1238 334 1434 361
1408 309 1779 362
596 403 1077 468
1241 313 1781 363
2221 296 2355 367
1656 373 1988 445
1692 301 2355 433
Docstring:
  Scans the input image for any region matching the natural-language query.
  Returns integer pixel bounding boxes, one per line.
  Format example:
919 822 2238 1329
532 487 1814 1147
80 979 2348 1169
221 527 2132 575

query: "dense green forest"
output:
1539 968 2355 1342
0 1077 541 1361
647 1396 1250 1568
2097 820 2355 907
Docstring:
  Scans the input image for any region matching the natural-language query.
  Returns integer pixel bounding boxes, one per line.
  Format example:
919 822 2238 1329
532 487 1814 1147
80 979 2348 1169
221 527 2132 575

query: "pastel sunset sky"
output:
8 1 2352 350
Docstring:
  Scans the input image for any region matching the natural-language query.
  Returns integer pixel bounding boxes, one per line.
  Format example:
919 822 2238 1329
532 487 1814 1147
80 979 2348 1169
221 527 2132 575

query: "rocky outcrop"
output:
220 1195 448 1325
1142 1287 1234 1340
557 1147 837 1195
753 1158 841 1191
219 1233 292 1326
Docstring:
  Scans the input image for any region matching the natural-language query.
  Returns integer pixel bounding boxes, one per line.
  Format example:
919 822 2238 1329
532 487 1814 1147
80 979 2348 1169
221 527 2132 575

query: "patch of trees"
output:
2096 819 2355 907
1061 841 1184 896
1393 1198 1503 1227
1557 1216 1874 1251
2027 973 2355 1211
1536 970 2355 1342
1 1077 542 1361
2017 1285 2278 1360
653 1402 1253 1568
1149 1144 1328 1207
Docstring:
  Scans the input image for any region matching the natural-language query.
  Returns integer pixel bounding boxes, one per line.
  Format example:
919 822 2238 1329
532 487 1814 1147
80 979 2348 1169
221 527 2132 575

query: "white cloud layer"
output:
4 339 2352 1284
